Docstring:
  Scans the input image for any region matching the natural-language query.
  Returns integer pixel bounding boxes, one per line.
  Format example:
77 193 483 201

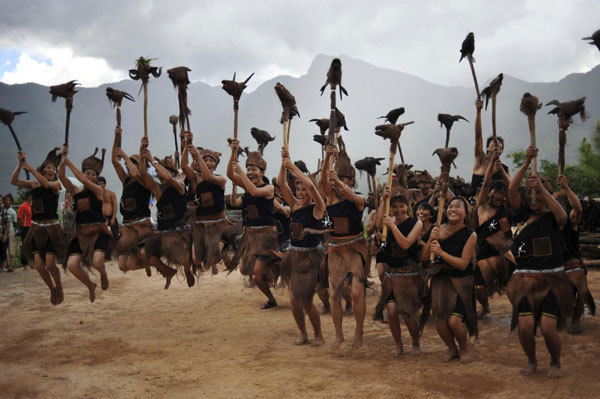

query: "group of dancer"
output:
8 66 598 381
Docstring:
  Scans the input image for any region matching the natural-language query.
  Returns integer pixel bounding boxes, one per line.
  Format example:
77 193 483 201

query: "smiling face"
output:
417 205 431 223
390 198 408 219
525 188 546 212
246 165 264 185
84 169 98 183
295 182 312 207
42 162 57 181
486 138 504 156
446 198 467 224
203 156 216 172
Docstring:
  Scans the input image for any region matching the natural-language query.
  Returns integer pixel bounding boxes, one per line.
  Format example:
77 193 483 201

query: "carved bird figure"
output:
319 58 349 99
354 157 385 177
129 57 161 86
106 87 135 108
459 32 475 62
49 80 79 102
250 127 275 154
309 118 329 135
294 160 309 174
546 98 587 122
313 135 328 146
437 114 469 130
378 107 405 125
274 82 300 119
480 73 503 110
582 29 600 52
221 72 254 101
0 108 27 126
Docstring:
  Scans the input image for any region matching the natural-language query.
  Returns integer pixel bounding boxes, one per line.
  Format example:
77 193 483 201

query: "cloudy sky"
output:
1 0 599 90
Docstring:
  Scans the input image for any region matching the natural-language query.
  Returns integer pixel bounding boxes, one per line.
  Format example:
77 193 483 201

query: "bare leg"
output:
33 254 56 304
317 288 330 314
342 280 353 315
435 319 458 361
350 279 365 349
402 313 421 355
45 254 63 304
67 255 96 303
540 316 562 378
289 290 309 345
387 302 403 356
475 287 490 318
305 301 323 346
253 260 277 307
449 315 470 363
92 251 108 290
517 315 538 376
329 281 344 349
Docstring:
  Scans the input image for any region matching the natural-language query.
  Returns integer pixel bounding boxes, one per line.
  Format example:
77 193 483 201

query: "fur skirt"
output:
22 222 66 264
280 247 325 306
326 235 370 302
431 275 477 337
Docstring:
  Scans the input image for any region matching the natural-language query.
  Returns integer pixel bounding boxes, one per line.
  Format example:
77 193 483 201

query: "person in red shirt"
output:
18 192 33 269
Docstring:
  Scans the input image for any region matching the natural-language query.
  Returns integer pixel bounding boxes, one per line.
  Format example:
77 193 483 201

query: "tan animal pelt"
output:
280 248 325 306
431 275 477 337
138 229 192 268
22 224 66 264
230 226 280 285
66 223 115 267
326 238 369 301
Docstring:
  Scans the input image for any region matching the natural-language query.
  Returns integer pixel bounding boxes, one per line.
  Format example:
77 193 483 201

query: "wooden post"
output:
467 55 481 100
381 140 398 242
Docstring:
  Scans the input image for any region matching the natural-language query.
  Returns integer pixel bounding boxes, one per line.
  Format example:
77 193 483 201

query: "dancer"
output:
422 196 477 362
59 146 113 302
376 188 425 356
97 176 118 240
278 148 326 346
227 139 280 309
473 151 513 317
321 143 369 349
111 127 153 276
11 149 65 304
555 173 595 333
182 139 229 275
507 146 573 378
137 137 188 288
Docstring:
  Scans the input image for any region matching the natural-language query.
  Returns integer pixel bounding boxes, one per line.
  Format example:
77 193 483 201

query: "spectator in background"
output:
61 192 75 237
18 192 32 269
4 194 17 269
97 176 119 239
0 194 12 272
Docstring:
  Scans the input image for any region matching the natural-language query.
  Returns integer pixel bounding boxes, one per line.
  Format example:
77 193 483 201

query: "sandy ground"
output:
1 263 599 399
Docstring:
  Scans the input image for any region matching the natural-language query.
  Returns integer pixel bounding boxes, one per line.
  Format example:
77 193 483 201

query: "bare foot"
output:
49 288 57 305
520 362 537 376
88 283 97 303
185 269 195 287
477 308 490 319
100 273 109 290
443 349 459 362
391 346 403 357
547 363 562 379
459 350 472 363
164 268 177 290
351 333 364 349
56 286 64 305
312 336 324 347
320 306 331 315
145 266 152 277
330 336 344 350
294 336 310 345
411 346 422 356
212 264 219 275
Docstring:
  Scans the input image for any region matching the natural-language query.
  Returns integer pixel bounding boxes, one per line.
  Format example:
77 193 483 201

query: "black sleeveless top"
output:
562 217 581 261
326 198 364 237
120 177 151 220
378 217 420 267
73 188 104 224
475 206 512 260
512 212 564 271
471 163 509 192
434 226 473 278
290 204 323 248
156 186 187 231
31 186 59 221
275 207 291 243
184 176 196 204
195 179 225 216
242 191 275 227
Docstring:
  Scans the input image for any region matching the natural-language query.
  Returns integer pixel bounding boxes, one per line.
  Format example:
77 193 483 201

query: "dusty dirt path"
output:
1 263 599 399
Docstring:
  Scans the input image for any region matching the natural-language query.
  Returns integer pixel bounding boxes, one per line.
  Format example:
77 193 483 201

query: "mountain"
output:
1 54 599 201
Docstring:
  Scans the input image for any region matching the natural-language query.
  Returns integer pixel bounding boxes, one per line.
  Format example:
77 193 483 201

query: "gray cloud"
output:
1 0 599 88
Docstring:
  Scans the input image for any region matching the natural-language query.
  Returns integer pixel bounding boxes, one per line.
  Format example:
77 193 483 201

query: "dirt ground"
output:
1 263 599 399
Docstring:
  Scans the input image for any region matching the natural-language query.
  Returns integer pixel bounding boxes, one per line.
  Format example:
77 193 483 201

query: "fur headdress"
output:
416 170 433 184
37 147 62 173
81 147 106 175
155 155 178 173
245 151 266 171
334 139 355 180
201 149 221 166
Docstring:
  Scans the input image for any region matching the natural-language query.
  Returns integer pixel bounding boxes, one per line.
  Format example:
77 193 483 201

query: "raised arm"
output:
284 153 326 219
327 169 365 211
233 162 274 198
58 147 77 195
384 216 423 250
375 187 390 230
508 146 537 213
226 139 245 187
191 146 227 189
477 151 499 205
138 147 164 199
10 152 36 190
319 144 336 202
279 149 298 209
557 174 582 226
230 184 242 207
112 128 128 184
181 140 197 184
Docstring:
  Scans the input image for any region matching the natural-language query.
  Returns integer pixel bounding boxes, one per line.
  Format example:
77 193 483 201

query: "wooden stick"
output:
527 114 537 201
467 55 481 100
328 87 337 171
143 83 148 138
558 119 566 174
430 196 446 261
371 174 378 210
397 141 405 164
233 101 239 160
64 97 73 146
492 93 498 145
115 106 122 149
7 124 29 179
381 140 398 242
286 118 292 148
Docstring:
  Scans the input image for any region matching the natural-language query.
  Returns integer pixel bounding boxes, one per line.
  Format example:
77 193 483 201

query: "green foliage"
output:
507 148 527 169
